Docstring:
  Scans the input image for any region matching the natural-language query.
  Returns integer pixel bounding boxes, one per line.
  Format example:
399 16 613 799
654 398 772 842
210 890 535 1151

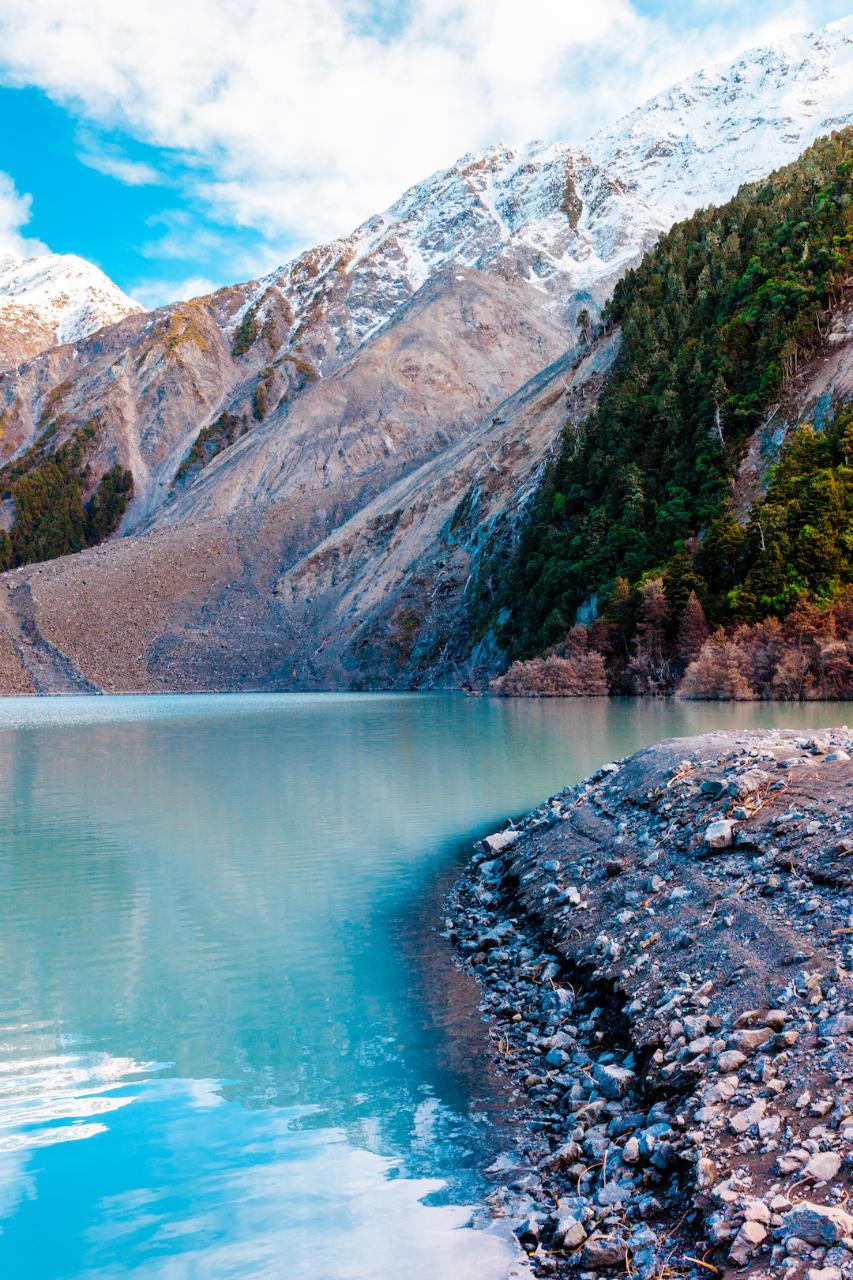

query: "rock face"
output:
0 251 141 370
447 730 853 1278
0 22 851 692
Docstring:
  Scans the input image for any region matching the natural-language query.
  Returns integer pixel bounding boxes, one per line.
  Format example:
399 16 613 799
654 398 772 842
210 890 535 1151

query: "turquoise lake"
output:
0 692 850 1279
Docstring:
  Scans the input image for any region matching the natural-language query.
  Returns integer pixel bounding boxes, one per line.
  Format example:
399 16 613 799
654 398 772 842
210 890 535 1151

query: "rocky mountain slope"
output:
0 251 141 370
0 21 851 694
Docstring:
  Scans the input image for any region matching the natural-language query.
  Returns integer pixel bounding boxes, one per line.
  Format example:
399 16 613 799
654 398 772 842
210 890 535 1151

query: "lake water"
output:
0 693 849 1279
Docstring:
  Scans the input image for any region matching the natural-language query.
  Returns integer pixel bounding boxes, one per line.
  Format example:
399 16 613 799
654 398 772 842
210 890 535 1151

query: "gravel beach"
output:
447 728 853 1279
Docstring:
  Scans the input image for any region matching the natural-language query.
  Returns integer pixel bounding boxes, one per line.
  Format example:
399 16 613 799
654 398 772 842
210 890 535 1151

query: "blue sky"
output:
0 0 849 307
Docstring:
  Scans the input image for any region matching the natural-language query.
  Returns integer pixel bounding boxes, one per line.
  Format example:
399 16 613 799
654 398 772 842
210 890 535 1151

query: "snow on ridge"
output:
8 17 850 367
583 17 853 221
0 251 142 348
243 18 853 363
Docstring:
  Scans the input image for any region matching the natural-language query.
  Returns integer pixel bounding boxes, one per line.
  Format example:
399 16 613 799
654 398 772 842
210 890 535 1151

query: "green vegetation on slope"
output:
499 127 853 657
703 408 853 621
175 410 247 482
0 425 133 570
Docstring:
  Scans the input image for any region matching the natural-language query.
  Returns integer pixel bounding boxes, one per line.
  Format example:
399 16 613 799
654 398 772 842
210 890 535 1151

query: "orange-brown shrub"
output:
490 650 609 697
679 630 757 700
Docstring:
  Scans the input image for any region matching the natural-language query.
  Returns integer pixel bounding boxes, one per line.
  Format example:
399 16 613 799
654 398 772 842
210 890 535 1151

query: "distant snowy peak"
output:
584 17 853 220
0 252 141 354
253 17 853 365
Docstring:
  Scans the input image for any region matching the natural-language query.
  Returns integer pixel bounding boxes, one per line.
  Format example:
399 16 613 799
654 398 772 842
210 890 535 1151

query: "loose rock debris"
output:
446 729 853 1279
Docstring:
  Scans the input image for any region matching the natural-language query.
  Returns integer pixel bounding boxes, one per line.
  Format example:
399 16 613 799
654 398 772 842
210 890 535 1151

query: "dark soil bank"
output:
446 728 853 1280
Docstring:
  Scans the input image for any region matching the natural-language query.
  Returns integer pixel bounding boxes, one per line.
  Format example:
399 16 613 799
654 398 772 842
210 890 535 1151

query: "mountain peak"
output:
0 22 850 695
0 250 141 368
239 17 853 374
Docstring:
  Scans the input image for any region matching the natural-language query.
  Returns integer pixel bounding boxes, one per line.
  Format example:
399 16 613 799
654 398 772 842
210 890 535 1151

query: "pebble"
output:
804 1151 843 1182
704 819 735 849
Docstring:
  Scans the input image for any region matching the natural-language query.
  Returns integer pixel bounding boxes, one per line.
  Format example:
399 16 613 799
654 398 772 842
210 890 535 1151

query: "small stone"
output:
765 1009 787 1030
717 1050 747 1072
483 831 520 854
818 1014 853 1039
745 1200 771 1223
544 1046 569 1068
729 1219 767 1266
777 1148 810 1174
541 1140 581 1171
623 1137 641 1165
708 1214 733 1245
582 1236 626 1269
758 1114 781 1139
804 1152 842 1182
592 1062 636 1100
597 1183 629 1207
478 858 503 880
729 1027 773 1054
705 820 735 849
554 1216 587 1250
712 1180 740 1204
730 1098 767 1134
515 1217 540 1252
728 769 770 799
780 1202 853 1247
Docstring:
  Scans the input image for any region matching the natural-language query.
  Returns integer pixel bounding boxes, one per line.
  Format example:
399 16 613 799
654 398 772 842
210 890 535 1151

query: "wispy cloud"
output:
0 171 48 258
0 1 846 277
129 274 221 309
78 147 163 188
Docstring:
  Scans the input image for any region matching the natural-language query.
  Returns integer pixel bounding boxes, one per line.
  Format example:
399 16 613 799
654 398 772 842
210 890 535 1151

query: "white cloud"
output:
78 148 162 187
0 0 843 264
129 274 221 309
0 171 48 259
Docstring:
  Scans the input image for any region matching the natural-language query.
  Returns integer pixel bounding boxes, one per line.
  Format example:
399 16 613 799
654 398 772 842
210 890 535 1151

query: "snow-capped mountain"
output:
584 16 853 239
0 18 851 696
248 16 853 367
0 251 141 369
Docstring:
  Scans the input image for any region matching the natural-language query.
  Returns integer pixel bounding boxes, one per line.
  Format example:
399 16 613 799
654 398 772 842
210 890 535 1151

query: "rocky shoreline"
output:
445 729 853 1279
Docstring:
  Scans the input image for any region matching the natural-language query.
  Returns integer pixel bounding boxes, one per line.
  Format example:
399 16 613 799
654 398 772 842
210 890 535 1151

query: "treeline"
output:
0 425 133 570
495 128 853 672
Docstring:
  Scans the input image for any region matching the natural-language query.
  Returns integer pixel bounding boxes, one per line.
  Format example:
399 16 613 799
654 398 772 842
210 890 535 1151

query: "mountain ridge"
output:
0 20 851 693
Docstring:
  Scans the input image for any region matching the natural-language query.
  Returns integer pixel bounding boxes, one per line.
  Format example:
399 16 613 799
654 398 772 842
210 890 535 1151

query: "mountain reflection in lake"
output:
0 692 847 1278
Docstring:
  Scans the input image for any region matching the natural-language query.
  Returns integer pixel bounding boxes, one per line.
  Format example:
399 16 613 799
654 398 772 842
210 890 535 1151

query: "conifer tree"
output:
676 591 709 670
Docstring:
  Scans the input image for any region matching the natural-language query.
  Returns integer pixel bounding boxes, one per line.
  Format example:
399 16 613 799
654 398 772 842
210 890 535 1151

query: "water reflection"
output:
0 693 847 1276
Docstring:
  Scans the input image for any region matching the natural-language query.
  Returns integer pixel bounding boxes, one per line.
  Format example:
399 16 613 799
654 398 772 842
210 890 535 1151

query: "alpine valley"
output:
0 20 852 695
